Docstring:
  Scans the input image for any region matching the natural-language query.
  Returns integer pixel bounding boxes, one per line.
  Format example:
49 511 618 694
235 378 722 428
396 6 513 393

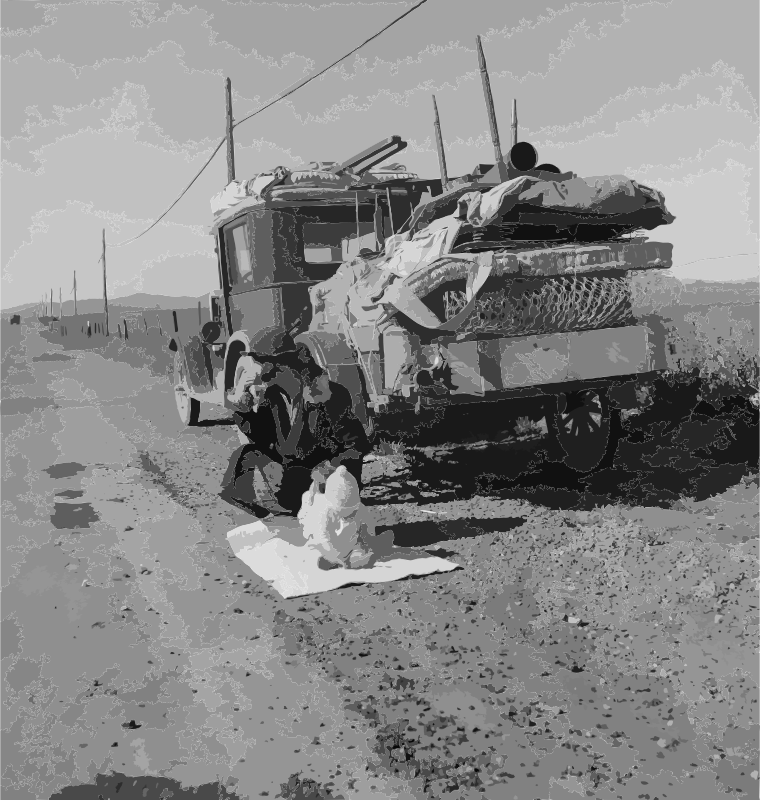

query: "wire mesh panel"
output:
443 274 635 337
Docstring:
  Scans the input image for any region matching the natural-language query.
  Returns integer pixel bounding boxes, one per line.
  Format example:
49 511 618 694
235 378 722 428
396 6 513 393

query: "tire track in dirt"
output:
1 334 386 798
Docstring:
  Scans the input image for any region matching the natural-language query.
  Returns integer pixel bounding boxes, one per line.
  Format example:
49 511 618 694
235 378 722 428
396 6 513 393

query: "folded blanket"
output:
227 518 460 599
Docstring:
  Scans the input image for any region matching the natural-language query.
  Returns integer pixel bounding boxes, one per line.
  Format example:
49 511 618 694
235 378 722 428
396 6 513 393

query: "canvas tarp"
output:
409 172 673 232
210 168 290 217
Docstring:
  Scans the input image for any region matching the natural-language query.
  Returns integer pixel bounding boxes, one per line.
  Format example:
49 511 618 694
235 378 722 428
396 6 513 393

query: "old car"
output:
172 53 676 473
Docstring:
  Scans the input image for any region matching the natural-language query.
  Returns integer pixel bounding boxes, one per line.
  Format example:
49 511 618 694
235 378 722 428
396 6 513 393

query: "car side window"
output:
225 221 253 288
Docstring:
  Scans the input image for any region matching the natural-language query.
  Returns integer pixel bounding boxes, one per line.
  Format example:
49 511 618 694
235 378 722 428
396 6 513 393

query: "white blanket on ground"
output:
227 518 460 599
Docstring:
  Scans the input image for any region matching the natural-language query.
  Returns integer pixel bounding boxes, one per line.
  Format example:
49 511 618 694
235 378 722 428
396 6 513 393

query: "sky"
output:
1 0 759 309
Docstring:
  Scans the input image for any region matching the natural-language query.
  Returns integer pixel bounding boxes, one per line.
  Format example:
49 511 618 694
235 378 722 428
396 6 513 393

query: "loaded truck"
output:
170 47 676 473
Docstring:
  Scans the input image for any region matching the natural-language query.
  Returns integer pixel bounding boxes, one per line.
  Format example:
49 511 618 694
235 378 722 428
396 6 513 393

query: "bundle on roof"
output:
307 171 675 340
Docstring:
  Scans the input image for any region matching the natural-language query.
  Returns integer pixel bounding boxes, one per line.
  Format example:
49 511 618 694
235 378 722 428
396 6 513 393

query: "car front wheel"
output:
174 352 200 426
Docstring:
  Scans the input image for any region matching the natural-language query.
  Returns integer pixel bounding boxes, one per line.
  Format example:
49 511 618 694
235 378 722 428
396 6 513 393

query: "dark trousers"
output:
220 445 366 518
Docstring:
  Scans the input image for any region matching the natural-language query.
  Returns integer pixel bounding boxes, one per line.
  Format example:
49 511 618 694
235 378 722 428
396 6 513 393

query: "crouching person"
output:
220 347 372 519
299 465 376 570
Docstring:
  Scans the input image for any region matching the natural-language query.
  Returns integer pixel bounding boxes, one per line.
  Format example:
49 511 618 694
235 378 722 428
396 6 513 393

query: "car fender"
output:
294 331 372 435
223 332 252 398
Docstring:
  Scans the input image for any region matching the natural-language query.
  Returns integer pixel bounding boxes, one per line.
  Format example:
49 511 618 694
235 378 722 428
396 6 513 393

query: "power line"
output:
106 0 429 249
672 252 758 269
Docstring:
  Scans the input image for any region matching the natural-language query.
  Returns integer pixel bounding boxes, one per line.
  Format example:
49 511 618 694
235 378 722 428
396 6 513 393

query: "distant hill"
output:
674 279 759 307
2 279 758 320
2 293 209 317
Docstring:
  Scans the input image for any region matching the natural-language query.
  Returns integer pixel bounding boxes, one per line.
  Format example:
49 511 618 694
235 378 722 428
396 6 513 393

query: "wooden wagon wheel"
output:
546 389 619 473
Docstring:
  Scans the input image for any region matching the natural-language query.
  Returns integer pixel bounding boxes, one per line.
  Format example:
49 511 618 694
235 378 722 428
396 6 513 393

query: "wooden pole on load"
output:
102 229 109 336
431 95 449 189
73 271 77 316
50 289 53 317
475 36 508 182
373 193 383 250
355 192 361 255
511 98 518 148
225 77 236 185
59 288 62 318
386 186 395 234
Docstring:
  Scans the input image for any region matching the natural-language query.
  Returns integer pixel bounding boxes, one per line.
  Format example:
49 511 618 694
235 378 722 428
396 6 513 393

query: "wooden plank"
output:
567 326 649 381
477 334 570 390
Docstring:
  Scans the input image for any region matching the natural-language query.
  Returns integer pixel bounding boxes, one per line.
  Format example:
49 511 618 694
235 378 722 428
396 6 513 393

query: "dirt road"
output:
2 324 758 800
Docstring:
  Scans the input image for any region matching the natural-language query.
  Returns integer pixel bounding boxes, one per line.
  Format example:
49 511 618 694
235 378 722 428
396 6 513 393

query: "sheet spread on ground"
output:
227 518 460 599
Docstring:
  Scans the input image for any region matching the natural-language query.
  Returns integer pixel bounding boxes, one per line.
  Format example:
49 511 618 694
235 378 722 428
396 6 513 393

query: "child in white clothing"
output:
298 467 393 569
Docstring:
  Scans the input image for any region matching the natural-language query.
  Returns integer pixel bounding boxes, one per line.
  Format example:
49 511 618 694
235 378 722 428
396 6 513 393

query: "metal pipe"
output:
475 36 508 182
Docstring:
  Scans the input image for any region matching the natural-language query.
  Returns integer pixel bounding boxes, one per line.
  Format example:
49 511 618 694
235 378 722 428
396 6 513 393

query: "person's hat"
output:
245 325 296 362
325 467 360 516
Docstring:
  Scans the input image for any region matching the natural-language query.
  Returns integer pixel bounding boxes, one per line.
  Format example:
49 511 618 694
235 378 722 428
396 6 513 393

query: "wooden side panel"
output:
478 334 570 389
567 326 649 380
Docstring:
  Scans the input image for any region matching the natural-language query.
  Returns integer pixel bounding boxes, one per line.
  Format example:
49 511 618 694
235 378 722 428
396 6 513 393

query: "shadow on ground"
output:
363 378 759 511
50 772 227 799
194 417 236 428
388 516 526 547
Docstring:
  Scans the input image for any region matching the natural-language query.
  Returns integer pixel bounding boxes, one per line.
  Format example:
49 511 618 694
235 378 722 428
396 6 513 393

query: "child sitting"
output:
298 466 377 570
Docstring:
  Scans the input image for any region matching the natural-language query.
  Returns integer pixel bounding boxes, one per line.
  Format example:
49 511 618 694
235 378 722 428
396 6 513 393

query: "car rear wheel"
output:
546 389 618 472
174 352 200 426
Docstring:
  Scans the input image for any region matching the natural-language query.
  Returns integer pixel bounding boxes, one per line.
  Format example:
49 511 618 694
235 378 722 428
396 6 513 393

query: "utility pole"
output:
102 229 109 336
225 77 236 185
475 36 508 182
59 288 63 319
511 99 518 148
432 95 449 189
73 271 77 316
50 289 53 317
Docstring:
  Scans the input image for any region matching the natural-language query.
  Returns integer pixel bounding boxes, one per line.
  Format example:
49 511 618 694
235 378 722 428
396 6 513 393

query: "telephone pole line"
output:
225 78 236 184
102 230 109 336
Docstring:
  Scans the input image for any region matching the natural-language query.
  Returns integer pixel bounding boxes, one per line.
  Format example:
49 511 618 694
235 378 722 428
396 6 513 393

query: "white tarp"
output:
380 216 463 279
455 173 659 229
227 518 460 599
210 167 290 217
